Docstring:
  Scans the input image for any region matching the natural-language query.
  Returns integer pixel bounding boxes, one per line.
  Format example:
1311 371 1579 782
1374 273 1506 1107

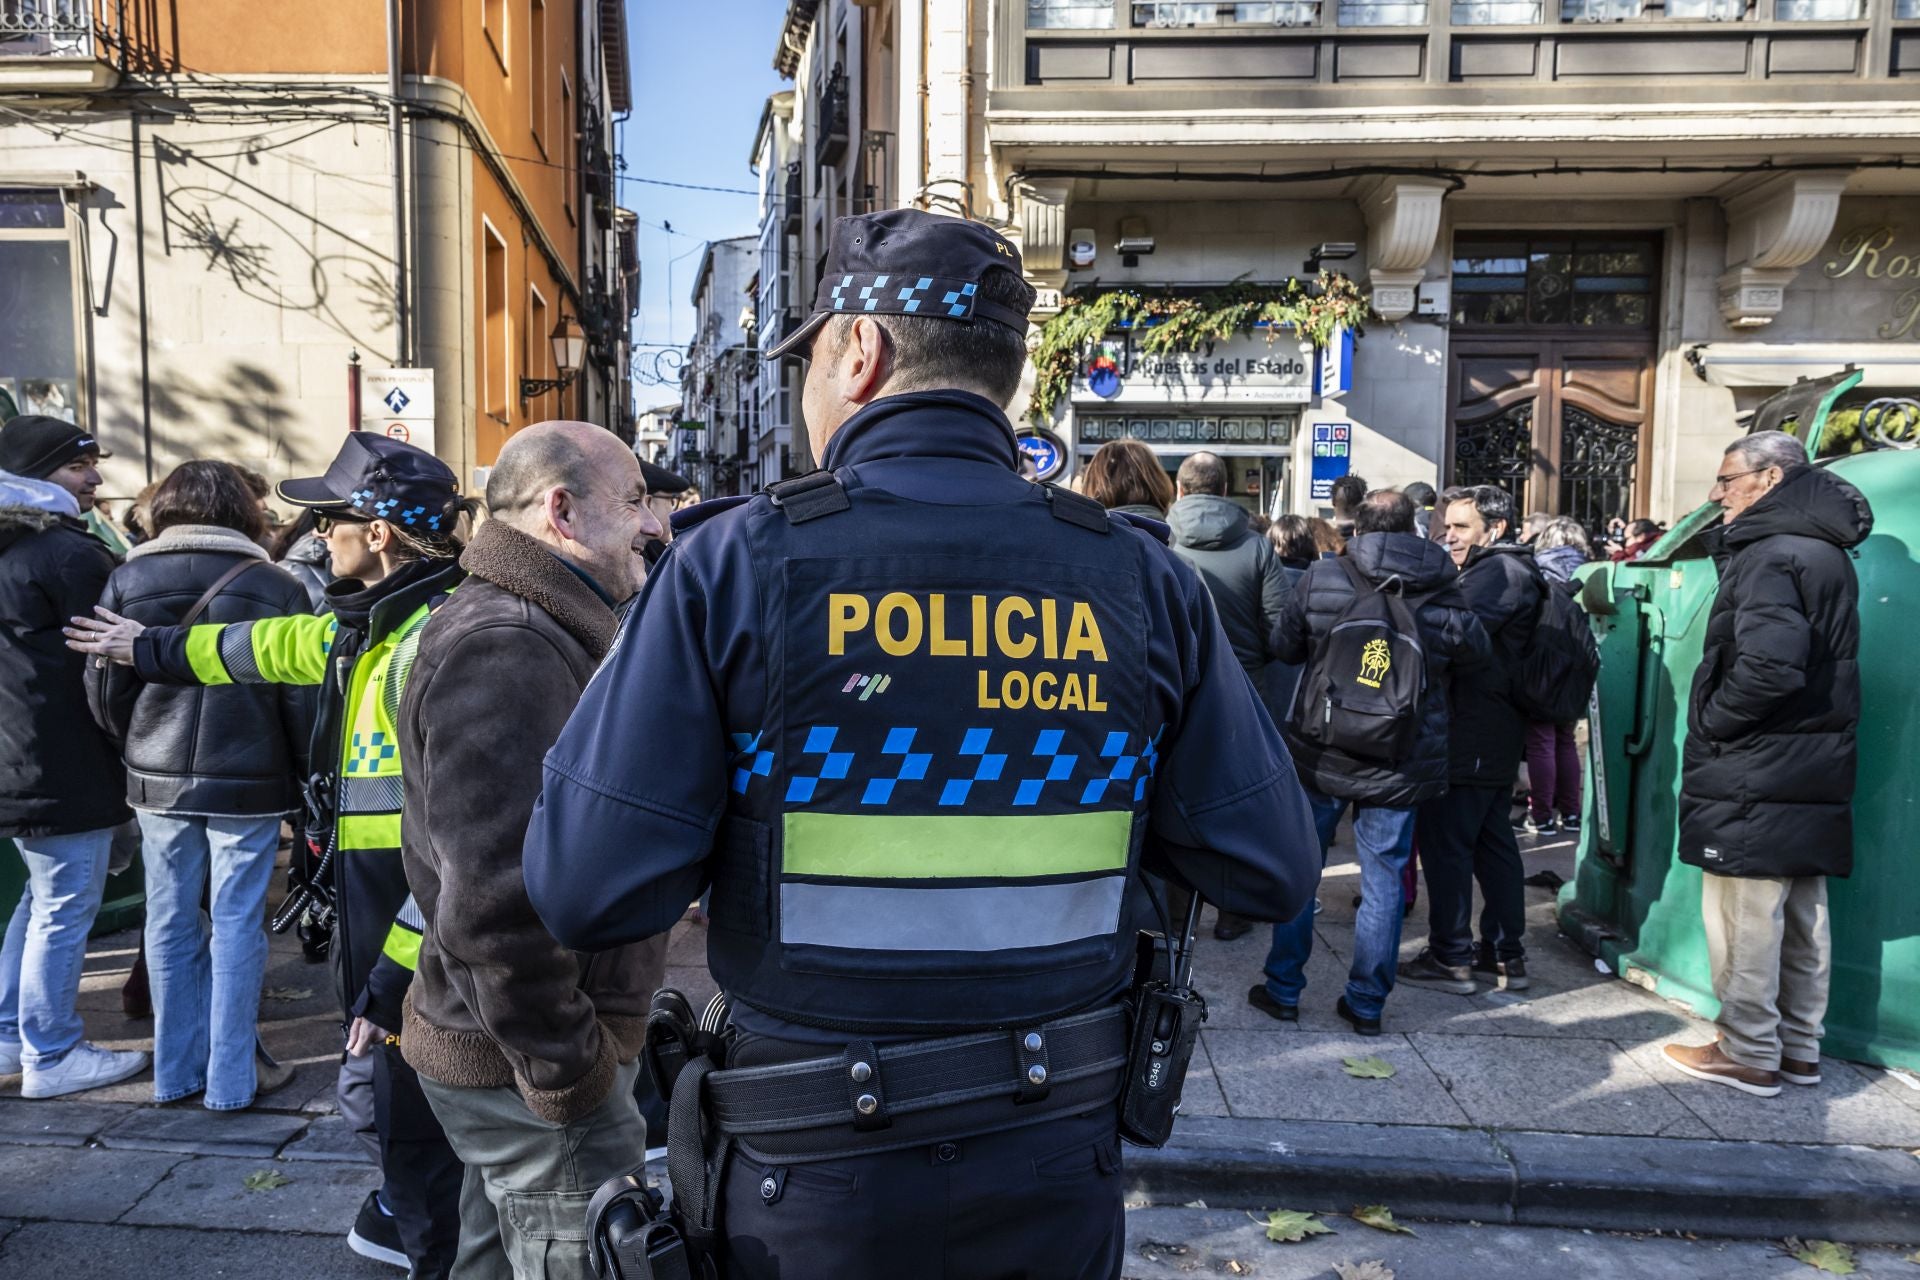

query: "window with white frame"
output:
530 0 548 152
1561 0 1642 19
1664 0 1746 16
1338 0 1429 24
1027 0 1117 27
1772 0 1861 17
1452 0 1543 22
0 190 80 424
1898 0 1920 17
482 219 509 421
527 283 549 413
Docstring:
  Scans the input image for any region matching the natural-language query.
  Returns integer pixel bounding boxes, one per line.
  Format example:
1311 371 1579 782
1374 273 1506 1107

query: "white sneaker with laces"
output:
21 1042 150 1098
0 1041 21 1076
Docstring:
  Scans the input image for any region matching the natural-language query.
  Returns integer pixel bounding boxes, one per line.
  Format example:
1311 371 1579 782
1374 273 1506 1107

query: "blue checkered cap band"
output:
810 273 1029 332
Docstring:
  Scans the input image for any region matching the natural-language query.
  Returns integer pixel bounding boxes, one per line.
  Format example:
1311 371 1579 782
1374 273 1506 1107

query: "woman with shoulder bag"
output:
85 461 313 1109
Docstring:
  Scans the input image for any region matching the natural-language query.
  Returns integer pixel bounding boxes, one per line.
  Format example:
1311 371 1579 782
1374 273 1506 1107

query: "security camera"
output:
1305 241 1358 273
1116 217 1155 266
1068 227 1097 269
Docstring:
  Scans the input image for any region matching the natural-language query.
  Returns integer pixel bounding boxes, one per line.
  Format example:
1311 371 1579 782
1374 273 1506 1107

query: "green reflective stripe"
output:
382 922 422 970
185 623 232 686
781 811 1131 880
338 812 401 850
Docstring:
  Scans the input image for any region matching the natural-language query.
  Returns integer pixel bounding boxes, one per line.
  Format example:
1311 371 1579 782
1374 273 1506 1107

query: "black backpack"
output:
1290 559 1432 765
1512 570 1601 724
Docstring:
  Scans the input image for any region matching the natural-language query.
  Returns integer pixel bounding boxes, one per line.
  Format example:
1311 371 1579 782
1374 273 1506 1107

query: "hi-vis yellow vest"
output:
186 603 432 975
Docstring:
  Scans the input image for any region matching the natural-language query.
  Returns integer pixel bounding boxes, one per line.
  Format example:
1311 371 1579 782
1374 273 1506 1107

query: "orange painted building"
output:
0 0 638 496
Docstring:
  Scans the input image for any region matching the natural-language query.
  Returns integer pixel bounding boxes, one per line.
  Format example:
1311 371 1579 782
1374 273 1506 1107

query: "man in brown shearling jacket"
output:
398 421 666 1280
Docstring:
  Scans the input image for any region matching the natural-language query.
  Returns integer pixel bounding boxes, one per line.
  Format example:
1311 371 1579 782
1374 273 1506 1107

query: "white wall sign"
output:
360 368 437 456
1071 334 1312 406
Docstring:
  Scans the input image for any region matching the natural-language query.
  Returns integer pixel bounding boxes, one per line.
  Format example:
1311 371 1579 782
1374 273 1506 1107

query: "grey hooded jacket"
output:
1165 494 1294 725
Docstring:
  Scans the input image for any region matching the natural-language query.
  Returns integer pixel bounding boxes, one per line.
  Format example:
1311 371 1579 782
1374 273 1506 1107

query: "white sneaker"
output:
22 1042 150 1098
0 1041 21 1075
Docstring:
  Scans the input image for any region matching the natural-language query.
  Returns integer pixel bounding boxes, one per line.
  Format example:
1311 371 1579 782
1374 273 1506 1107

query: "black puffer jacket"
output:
86 526 313 816
1166 494 1294 725
276 532 333 613
0 493 128 838
1680 464 1872 879
1446 542 1543 788
1273 533 1490 806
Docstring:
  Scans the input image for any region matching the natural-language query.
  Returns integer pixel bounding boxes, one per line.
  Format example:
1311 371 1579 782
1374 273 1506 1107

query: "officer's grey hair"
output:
1725 430 1808 476
1176 452 1228 497
1451 484 1517 540
822 267 1035 407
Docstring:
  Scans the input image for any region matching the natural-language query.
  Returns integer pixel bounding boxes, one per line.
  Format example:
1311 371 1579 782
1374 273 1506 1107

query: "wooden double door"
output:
1447 338 1655 531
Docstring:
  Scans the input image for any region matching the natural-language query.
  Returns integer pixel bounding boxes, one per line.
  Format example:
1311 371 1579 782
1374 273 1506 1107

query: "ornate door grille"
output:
1558 406 1640 533
1454 401 1534 511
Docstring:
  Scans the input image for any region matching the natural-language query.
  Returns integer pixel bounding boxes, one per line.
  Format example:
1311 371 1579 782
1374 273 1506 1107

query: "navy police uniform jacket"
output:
524 390 1318 1039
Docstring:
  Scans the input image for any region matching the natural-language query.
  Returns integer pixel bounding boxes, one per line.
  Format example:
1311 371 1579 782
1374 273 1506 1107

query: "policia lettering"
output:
827 591 1110 711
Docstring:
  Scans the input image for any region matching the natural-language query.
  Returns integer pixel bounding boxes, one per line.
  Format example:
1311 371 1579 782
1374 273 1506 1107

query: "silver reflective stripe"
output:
395 894 425 931
218 622 263 682
779 876 1126 952
339 774 403 813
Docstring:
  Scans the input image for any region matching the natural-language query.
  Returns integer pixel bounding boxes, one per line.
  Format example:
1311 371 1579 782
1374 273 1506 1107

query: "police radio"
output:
1119 891 1208 1148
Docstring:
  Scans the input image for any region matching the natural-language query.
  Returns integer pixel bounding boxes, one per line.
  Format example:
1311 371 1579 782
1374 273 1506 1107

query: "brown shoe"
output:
1662 1041 1781 1097
1780 1057 1822 1087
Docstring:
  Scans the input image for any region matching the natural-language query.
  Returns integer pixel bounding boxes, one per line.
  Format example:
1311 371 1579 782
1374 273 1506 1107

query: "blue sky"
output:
620 0 790 404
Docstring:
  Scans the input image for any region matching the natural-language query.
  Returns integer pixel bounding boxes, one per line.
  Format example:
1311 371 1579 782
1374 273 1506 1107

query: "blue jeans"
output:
139 812 282 1108
0 828 115 1067
1263 790 1416 1021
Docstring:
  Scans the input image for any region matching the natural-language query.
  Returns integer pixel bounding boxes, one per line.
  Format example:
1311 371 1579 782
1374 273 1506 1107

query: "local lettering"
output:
828 592 1109 711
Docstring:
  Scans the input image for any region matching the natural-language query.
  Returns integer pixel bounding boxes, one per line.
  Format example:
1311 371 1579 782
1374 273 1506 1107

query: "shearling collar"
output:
125 524 271 562
459 519 618 659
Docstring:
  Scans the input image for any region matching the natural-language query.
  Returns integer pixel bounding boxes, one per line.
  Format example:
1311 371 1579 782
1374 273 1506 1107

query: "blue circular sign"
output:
1016 430 1066 481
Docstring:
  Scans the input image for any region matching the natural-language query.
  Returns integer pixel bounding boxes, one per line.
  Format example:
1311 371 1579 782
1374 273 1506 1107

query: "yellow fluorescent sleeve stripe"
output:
782 810 1131 880
337 812 402 850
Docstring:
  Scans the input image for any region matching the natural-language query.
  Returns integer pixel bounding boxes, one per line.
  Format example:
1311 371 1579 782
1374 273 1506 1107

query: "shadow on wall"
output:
98 361 298 484
155 135 397 352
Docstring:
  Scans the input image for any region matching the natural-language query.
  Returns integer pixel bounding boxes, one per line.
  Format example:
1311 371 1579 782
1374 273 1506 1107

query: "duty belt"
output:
707 1005 1130 1162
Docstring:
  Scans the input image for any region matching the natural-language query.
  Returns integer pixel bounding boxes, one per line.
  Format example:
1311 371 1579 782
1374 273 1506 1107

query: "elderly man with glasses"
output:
1662 430 1873 1099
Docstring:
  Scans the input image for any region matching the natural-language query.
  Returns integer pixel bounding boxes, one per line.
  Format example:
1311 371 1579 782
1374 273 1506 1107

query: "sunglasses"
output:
313 511 370 534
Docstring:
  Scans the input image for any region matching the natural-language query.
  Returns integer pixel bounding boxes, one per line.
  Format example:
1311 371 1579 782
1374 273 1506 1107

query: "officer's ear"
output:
841 315 894 403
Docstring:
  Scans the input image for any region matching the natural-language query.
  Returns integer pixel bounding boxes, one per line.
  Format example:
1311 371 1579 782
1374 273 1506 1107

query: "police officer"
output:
523 209 1319 1280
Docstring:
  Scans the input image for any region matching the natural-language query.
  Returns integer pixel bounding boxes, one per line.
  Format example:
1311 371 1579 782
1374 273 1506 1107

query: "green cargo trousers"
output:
420 1059 648 1280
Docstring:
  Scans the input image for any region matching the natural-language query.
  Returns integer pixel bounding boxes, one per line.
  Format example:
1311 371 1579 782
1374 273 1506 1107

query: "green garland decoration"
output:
1028 271 1372 425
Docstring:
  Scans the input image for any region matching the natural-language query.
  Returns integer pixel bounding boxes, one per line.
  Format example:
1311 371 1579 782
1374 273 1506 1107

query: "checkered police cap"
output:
765 209 1035 361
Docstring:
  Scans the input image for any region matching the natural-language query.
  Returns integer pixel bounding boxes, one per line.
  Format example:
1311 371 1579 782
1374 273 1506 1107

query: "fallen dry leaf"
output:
242 1168 292 1192
1248 1208 1334 1243
1350 1205 1415 1236
1333 1262 1395 1280
1341 1056 1396 1080
1784 1238 1857 1274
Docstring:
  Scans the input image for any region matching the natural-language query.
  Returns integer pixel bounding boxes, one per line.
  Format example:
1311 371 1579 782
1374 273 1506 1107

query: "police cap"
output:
765 208 1034 361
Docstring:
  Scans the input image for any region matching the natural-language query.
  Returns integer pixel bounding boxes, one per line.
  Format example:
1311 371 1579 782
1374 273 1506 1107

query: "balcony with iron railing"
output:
1 0 121 88
1003 0 1917 94
814 64 850 168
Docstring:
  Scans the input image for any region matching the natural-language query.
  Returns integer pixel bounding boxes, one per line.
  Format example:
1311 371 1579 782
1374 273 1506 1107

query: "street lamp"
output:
520 313 588 405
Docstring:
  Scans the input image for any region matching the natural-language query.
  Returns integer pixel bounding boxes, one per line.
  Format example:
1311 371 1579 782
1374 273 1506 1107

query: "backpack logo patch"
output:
1357 638 1391 690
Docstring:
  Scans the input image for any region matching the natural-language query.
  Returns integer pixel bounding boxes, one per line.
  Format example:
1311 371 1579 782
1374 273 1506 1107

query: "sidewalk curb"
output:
1130 1116 1920 1244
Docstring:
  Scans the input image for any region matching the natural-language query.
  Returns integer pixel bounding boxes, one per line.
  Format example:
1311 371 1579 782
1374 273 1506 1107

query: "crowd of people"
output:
0 210 1871 1277
1077 434 1865 1081
0 412 700 1277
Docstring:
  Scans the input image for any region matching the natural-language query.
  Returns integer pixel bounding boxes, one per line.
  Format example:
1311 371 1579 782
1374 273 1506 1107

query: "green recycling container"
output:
1560 444 1920 1072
